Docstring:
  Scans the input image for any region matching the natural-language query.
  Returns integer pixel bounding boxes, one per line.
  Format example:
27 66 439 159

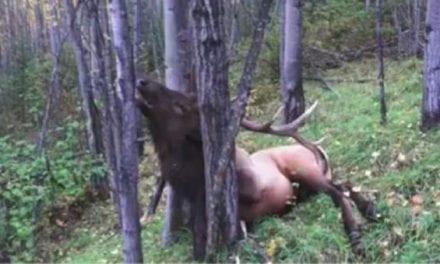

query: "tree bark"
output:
99 0 122 224
420 0 440 130
192 0 238 258
109 0 143 262
63 0 107 193
375 0 387 125
280 0 305 123
413 0 421 56
34 0 46 53
48 0 61 101
31 0 64 232
159 0 193 246
192 0 273 258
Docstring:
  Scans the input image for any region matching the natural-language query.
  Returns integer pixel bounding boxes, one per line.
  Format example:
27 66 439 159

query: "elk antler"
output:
241 101 322 162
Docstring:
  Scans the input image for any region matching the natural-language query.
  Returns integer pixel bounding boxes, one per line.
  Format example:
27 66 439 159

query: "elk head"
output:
135 79 200 142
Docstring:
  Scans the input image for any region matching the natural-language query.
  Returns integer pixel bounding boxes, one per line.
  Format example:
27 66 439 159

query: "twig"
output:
239 221 272 264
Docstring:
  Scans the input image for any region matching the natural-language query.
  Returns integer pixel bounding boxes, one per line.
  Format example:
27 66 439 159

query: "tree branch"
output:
215 0 274 178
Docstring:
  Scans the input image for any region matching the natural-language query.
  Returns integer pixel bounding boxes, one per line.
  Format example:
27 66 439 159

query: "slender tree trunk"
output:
109 0 143 262
146 0 164 77
365 0 371 10
34 0 46 54
280 0 305 122
192 0 273 258
420 0 440 130
100 0 122 224
413 0 421 56
375 0 387 125
160 0 193 246
391 4 403 55
63 0 107 194
48 0 61 101
227 0 241 56
133 0 143 69
193 0 238 257
132 0 146 157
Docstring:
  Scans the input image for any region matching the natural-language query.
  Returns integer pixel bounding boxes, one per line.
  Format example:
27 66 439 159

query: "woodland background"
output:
0 0 440 262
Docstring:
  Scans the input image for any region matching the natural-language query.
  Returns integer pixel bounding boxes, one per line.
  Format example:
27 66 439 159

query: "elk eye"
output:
136 79 148 87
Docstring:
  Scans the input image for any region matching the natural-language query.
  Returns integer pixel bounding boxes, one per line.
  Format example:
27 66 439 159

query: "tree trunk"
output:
365 0 371 10
99 0 122 224
413 0 421 56
48 0 61 101
109 0 143 262
31 0 64 235
63 0 107 194
192 0 238 258
34 0 46 54
159 0 193 246
375 0 387 125
280 0 305 122
146 0 164 77
420 0 440 130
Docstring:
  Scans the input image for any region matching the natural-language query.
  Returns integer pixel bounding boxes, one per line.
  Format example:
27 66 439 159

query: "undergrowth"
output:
54 58 440 263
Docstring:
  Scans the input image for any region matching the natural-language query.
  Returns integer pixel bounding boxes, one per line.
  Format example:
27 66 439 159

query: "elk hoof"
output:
349 231 366 257
363 202 381 222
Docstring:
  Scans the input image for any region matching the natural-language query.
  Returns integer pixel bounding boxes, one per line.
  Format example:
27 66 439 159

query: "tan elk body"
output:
236 144 331 221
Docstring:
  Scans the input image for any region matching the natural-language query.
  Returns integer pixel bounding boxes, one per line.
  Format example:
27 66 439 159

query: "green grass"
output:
56 58 440 263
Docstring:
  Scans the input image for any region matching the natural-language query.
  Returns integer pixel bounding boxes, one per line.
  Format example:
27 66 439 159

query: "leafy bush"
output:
0 120 105 261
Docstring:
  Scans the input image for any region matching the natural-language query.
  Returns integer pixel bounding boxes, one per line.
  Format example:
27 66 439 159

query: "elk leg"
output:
298 175 365 257
191 194 207 260
342 183 380 221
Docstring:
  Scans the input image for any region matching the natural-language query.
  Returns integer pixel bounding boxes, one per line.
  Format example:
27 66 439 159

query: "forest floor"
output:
48 58 440 263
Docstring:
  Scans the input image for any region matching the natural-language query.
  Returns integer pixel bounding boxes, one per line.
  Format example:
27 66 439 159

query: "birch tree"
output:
376 0 387 124
420 0 440 130
109 0 143 262
280 0 305 122
160 0 192 246
193 0 273 257
63 0 107 194
33 0 46 53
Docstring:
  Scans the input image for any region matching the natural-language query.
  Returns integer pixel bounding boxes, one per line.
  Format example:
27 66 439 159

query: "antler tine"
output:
241 101 323 166
269 101 319 135
241 101 318 137
271 106 284 122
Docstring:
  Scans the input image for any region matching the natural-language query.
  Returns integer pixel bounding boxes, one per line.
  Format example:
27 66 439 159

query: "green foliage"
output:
0 120 105 261
0 57 50 126
0 47 80 136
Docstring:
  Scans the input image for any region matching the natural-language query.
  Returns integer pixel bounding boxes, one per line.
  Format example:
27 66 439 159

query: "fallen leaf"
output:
392 226 404 238
266 239 277 258
409 193 424 214
410 194 423 205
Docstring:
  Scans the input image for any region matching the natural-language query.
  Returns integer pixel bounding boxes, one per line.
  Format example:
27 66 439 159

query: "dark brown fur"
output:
136 79 207 259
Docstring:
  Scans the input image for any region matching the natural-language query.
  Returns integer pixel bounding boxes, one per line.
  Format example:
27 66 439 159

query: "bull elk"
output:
236 106 379 256
135 79 378 259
